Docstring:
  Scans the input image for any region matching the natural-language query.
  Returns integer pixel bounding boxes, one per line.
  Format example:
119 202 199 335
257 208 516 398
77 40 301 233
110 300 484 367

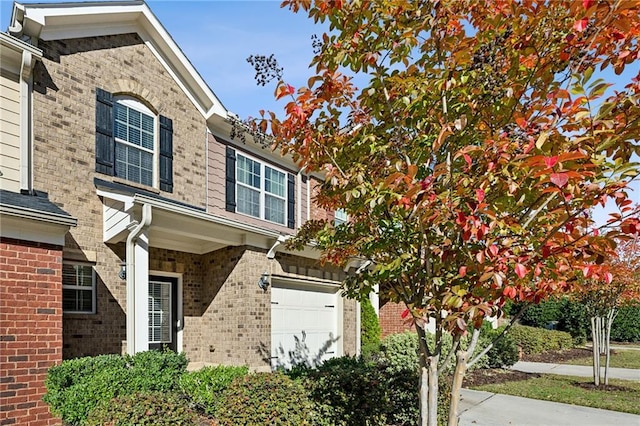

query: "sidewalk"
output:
512 361 640 381
459 388 640 426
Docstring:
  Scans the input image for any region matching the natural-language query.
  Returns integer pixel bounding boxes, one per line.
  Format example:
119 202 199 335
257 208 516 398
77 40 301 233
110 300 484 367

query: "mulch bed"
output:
464 347 629 390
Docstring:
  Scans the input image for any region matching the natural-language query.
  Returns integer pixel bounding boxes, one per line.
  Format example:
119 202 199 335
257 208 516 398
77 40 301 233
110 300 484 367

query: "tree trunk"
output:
447 350 468 426
416 326 439 426
604 308 617 386
590 316 600 386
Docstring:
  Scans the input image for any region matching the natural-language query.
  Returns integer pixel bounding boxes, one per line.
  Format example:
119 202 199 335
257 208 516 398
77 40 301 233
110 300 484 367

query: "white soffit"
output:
12 1 227 119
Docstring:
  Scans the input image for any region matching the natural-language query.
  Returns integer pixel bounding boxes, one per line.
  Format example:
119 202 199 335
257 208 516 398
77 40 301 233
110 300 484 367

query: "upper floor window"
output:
95 88 174 193
62 262 96 314
334 208 348 226
237 153 287 225
114 99 155 187
225 146 295 229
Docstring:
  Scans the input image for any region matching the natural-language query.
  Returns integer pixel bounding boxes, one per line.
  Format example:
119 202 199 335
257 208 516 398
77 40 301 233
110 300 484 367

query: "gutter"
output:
0 204 77 227
125 203 152 355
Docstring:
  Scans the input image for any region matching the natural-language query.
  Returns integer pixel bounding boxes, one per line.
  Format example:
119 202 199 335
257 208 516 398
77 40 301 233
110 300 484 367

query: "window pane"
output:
129 109 141 128
265 167 285 197
62 264 94 313
237 155 260 188
265 195 285 224
129 126 141 147
141 132 154 150
237 185 260 218
142 114 154 133
148 281 171 344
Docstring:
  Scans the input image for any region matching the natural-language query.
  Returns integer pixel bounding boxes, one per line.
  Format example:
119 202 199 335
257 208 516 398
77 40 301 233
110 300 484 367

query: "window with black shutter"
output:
95 89 173 193
226 147 295 227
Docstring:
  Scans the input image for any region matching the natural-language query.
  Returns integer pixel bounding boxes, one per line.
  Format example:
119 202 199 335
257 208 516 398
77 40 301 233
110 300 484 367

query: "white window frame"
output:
148 280 172 344
334 208 348 226
113 97 157 187
236 152 288 225
62 262 96 314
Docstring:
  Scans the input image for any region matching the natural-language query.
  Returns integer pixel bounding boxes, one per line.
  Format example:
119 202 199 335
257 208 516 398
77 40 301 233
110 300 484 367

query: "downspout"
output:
125 204 152 355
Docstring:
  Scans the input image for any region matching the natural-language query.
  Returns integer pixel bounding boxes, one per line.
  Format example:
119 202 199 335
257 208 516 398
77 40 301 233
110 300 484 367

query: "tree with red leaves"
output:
243 1 640 424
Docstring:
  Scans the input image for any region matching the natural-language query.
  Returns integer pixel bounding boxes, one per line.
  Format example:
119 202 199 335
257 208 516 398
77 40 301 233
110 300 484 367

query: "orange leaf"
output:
574 17 588 32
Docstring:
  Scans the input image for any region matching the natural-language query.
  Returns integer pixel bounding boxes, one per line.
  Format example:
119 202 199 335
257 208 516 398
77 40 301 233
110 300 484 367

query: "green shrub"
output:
216 372 313 425
610 305 640 342
361 297 382 357
178 365 248 415
86 392 198 426
379 332 419 374
556 299 588 345
296 356 388 426
44 350 187 425
480 323 519 368
509 325 574 355
518 299 564 329
379 330 491 375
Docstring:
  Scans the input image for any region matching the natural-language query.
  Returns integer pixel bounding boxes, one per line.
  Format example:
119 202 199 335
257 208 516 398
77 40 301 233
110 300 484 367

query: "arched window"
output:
114 98 155 187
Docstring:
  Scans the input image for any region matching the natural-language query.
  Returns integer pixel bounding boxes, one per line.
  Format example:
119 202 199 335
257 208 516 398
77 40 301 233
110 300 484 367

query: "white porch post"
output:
134 230 150 353
370 284 380 316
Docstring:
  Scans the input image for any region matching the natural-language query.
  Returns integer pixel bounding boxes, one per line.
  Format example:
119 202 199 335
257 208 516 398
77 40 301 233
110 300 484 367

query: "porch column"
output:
133 230 150 353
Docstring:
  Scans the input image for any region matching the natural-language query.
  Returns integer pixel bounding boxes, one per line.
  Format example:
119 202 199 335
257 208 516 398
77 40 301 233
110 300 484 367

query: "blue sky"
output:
1 0 324 119
1 0 637 224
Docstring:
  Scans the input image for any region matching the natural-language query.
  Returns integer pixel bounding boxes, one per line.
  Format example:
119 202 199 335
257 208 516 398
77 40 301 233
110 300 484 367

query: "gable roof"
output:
9 1 227 120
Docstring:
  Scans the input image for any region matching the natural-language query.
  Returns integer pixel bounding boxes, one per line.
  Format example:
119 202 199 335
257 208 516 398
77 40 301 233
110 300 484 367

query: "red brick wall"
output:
1 238 63 426
379 301 413 338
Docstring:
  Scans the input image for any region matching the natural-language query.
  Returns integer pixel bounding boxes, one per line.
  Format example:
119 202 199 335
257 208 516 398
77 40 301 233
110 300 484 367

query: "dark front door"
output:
148 276 178 351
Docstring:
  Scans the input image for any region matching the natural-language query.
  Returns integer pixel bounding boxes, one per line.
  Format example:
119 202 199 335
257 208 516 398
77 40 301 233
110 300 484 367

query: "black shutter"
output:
287 173 295 229
159 115 173 193
95 88 114 175
225 146 236 212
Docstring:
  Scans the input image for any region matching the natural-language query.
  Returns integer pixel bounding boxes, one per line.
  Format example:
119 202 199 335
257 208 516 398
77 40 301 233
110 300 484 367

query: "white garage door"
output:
271 281 340 369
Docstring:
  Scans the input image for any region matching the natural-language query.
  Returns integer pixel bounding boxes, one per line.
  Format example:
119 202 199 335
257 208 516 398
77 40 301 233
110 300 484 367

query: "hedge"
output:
509 325 574 355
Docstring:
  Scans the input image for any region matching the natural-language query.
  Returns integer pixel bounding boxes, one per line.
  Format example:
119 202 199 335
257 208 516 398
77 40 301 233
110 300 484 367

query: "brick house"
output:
1 1 358 423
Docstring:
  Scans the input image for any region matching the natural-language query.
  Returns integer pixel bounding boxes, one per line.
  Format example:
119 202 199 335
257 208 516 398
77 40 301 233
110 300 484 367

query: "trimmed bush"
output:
44 350 187 425
610 305 640 342
480 323 519 368
378 330 492 375
361 297 382 358
216 372 313 425
86 392 198 426
178 365 248 415
509 325 574 355
295 356 389 426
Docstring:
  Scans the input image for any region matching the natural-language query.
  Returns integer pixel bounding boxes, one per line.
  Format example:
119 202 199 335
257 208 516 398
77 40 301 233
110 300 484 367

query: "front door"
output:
148 276 178 351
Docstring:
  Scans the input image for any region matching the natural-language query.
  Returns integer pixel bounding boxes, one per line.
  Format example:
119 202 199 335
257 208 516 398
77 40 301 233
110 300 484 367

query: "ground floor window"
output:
62 263 96 314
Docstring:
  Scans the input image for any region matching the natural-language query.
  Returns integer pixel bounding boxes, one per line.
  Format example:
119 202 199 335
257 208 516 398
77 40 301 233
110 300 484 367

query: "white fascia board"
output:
0 214 71 246
14 1 226 120
0 204 77 227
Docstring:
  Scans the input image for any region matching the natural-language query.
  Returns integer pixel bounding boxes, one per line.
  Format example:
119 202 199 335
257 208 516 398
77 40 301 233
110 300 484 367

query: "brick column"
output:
1 238 63 426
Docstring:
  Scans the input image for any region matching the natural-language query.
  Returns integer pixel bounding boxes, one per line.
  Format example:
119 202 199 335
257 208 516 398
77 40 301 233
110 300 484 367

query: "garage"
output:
270 279 342 369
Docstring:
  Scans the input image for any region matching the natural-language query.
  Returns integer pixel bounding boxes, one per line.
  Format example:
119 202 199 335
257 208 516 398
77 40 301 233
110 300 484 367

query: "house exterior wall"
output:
0 69 21 192
31 33 208 357
379 301 413 338
0 238 63 426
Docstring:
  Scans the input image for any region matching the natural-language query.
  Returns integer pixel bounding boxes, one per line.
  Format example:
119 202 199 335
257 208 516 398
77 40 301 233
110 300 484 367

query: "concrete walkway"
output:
459 388 640 426
512 361 640 381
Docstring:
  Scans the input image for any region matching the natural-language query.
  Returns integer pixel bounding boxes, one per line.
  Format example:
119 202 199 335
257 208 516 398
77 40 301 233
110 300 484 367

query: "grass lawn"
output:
565 350 640 369
471 374 640 415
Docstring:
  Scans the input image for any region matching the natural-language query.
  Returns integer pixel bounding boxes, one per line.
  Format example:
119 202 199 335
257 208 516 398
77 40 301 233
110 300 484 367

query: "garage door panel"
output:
271 283 339 369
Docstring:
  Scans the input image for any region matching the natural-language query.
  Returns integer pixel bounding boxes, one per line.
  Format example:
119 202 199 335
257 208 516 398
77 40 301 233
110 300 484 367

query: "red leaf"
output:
515 263 527 279
489 244 499 257
605 272 613 284
286 84 295 95
574 17 588 32
476 188 485 203
515 117 527 129
550 173 569 187
544 156 558 168
401 308 410 319
459 266 467 278
582 0 595 9
463 154 472 168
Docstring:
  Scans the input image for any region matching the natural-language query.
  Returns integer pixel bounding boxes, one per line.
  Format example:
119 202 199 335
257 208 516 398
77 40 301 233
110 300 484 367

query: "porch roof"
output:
94 178 318 258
